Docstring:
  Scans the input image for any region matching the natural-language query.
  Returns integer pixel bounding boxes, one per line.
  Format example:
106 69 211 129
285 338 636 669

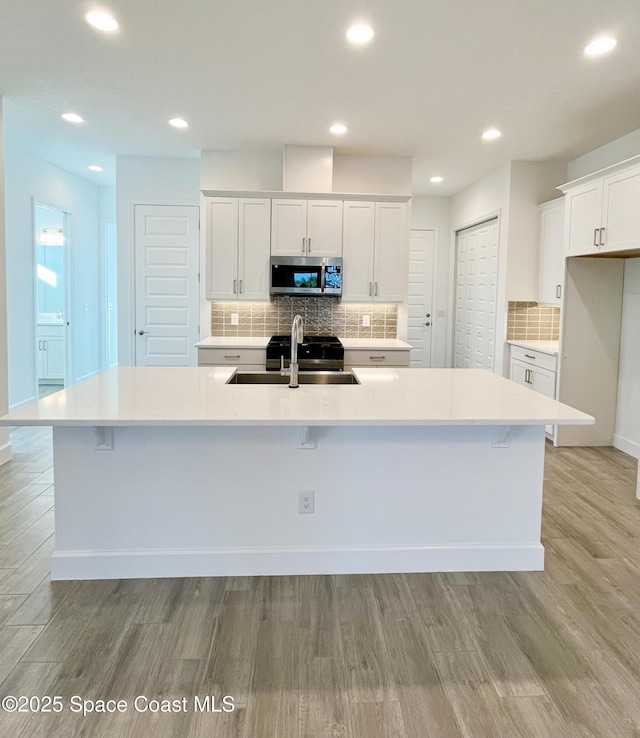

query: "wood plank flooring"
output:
0 426 639 737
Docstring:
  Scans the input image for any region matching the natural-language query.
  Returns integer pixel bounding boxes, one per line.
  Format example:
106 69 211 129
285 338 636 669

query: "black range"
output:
266 335 344 371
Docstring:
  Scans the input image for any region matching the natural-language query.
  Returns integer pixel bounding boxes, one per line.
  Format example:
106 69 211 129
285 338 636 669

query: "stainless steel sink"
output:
228 371 360 385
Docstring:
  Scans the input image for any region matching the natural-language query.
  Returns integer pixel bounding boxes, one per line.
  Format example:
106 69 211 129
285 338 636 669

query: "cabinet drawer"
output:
198 348 266 367
344 349 410 368
510 345 557 372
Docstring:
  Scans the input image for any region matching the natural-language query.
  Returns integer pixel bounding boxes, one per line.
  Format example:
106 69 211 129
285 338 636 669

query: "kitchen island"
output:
0 367 593 580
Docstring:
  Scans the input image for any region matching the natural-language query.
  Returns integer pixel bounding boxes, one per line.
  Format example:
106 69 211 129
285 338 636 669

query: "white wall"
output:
200 150 282 191
567 128 640 181
0 98 11 463
333 155 412 195
115 156 200 365
614 258 640 458
4 143 103 408
411 196 451 367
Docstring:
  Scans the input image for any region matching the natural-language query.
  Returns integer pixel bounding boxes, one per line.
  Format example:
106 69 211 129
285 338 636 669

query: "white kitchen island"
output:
0 367 593 580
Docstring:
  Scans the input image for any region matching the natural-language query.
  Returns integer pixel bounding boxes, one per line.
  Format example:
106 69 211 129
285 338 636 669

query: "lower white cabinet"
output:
509 345 557 437
197 347 265 371
37 325 65 381
344 348 410 369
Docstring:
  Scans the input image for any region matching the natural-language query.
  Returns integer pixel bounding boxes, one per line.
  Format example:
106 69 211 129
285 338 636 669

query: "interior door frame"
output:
31 198 74 395
131 200 201 366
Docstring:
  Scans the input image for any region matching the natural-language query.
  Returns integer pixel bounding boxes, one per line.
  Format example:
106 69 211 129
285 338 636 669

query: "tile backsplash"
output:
507 301 560 341
211 298 397 338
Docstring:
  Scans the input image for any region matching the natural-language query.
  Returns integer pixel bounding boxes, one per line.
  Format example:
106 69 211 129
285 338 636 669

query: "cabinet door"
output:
42 337 65 379
538 200 565 306
207 198 238 300
306 200 343 257
601 165 640 253
373 202 407 302
271 200 307 256
509 358 529 388
238 198 270 300
342 201 375 302
530 364 556 399
565 181 603 255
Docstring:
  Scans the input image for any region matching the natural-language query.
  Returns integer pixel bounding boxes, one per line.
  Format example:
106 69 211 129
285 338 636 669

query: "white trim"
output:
0 441 13 466
10 394 38 411
201 189 411 202
75 368 102 384
51 542 545 580
613 433 639 459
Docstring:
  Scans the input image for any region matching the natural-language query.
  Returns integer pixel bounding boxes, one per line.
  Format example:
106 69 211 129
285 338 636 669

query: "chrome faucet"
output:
281 314 304 388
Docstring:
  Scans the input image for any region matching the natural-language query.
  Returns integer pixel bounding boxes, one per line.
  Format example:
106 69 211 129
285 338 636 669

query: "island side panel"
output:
51 424 546 579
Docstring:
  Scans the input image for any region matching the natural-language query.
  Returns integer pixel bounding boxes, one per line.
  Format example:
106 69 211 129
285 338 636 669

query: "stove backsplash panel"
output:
211 298 397 338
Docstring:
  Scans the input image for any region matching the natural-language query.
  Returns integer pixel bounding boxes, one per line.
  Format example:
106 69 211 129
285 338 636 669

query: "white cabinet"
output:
37 325 65 381
538 198 565 306
344 347 410 369
342 201 407 303
563 162 640 256
271 199 343 257
197 347 265 371
509 344 557 436
206 197 270 301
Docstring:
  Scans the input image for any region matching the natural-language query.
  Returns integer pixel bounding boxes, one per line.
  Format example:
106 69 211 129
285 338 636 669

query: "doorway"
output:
408 229 436 367
34 202 70 397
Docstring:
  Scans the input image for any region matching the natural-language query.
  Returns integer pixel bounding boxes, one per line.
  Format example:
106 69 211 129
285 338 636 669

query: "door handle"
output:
239 279 243 294
369 281 372 296
307 238 311 253
302 237 305 254
374 282 378 297
43 340 47 350
424 322 431 326
556 284 562 299
599 227 605 246
138 330 149 335
593 228 600 247
233 279 237 294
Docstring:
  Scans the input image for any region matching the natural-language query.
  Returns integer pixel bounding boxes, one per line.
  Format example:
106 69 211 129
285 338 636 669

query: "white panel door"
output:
238 198 270 300
601 165 640 253
134 205 200 366
207 198 238 300
408 229 435 367
565 181 603 255
374 202 407 302
271 199 307 256
453 218 499 370
306 200 343 256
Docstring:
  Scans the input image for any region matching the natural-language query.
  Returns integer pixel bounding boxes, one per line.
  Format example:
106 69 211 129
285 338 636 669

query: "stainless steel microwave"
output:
270 256 342 297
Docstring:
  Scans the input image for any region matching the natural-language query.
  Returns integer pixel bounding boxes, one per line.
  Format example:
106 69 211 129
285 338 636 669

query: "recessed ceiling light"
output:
168 117 189 128
85 10 119 32
430 176 444 183
330 123 348 134
584 36 617 56
88 165 103 172
481 128 502 140
62 112 85 124
346 24 374 44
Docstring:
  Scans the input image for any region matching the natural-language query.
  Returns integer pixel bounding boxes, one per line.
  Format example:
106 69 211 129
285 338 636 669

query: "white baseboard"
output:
0 442 13 466
613 433 639 459
9 395 37 411
50 543 545 581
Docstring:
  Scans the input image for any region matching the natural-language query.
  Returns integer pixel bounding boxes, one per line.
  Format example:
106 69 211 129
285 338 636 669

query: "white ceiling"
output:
1 0 639 195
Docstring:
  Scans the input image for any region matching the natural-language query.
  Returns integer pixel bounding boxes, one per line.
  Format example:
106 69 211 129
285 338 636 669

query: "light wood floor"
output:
0 427 639 737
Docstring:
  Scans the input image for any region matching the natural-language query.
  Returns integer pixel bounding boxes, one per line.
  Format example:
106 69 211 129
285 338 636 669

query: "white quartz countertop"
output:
507 340 560 356
195 336 411 350
0 367 593 428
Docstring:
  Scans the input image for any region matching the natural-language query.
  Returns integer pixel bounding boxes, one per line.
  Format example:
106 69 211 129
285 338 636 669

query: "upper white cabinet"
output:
206 197 270 301
342 201 407 303
271 199 343 257
562 159 640 256
537 198 565 306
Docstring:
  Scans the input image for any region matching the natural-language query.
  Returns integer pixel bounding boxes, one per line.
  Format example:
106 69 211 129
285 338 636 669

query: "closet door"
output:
453 218 499 370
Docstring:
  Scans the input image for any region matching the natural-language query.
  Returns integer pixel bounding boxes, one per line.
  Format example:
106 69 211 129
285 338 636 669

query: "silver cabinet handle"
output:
593 228 600 247
524 368 530 383
43 340 47 350
524 354 536 359
224 354 241 359
302 237 305 254
374 282 378 297
369 281 373 296
307 237 311 253
369 355 385 360
38 340 42 350
599 227 605 246
239 279 243 294
556 284 562 299
233 279 237 294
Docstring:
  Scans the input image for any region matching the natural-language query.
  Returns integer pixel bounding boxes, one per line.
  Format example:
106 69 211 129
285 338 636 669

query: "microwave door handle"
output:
320 265 326 292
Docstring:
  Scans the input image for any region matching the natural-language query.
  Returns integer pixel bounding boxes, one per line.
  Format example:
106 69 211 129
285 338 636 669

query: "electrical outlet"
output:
362 314 371 327
230 312 239 325
298 490 314 514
